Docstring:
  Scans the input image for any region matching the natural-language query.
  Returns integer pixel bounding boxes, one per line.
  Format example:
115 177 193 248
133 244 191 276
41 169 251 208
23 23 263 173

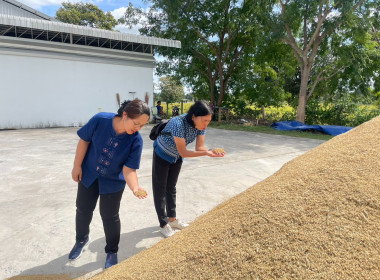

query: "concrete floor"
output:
0 125 325 279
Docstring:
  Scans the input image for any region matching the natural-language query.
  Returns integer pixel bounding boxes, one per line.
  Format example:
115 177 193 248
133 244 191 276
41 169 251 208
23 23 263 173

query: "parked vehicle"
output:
172 105 180 117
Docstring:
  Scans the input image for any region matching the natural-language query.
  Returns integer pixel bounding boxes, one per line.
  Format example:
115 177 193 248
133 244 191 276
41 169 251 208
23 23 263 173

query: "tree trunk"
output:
296 94 307 123
296 66 311 123
261 105 265 119
210 80 216 105
217 75 229 122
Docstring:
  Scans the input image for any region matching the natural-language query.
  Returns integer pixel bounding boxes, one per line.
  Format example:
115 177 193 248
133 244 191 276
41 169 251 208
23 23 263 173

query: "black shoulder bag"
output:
149 116 186 140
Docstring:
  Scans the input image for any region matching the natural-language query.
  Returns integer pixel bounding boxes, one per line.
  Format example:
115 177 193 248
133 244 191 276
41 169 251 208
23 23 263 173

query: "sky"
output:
20 0 149 35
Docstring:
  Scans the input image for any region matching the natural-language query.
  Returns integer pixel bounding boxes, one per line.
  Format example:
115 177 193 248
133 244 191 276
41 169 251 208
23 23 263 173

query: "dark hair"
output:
117 98 150 119
185 100 213 127
157 101 161 104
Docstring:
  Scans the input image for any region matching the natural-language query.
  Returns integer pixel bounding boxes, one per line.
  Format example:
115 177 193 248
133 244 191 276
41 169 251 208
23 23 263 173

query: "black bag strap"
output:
160 116 186 138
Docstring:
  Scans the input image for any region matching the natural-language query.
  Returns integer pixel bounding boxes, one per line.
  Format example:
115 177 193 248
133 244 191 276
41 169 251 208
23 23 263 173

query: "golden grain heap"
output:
85 116 380 280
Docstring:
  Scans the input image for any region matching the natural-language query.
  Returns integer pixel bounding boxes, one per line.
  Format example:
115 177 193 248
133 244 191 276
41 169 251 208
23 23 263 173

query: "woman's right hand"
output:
72 165 82 182
207 149 225 157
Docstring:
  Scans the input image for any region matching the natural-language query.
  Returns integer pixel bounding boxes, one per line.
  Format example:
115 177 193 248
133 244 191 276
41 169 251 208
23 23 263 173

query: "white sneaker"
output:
169 219 189 230
159 224 174 238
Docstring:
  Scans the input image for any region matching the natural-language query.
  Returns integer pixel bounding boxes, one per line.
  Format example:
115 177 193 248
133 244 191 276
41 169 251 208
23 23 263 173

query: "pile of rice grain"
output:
87 116 380 280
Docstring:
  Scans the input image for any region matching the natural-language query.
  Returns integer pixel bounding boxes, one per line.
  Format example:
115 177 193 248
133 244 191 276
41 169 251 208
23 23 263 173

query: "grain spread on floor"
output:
88 116 380 280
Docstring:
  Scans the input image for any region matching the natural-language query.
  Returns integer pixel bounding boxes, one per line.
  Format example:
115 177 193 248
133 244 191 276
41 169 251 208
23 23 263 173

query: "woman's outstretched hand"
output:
207 148 226 157
133 188 148 199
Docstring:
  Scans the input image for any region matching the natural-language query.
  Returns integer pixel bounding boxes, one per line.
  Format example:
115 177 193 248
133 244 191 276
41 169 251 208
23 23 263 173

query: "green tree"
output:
274 0 370 123
56 2 117 31
119 0 276 113
361 0 380 95
231 36 298 118
159 76 185 113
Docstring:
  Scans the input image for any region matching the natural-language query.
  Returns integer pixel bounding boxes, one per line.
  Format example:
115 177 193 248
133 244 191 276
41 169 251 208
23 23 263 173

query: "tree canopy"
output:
120 0 276 110
158 76 185 105
56 2 118 31
272 0 376 123
62 0 379 124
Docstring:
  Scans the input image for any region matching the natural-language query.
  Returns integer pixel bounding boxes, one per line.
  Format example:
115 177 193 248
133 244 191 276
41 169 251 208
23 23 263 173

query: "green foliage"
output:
119 0 277 106
306 97 380 127
225 98 261 120
55 2 117 30
264 105 297 122
159 76 185 104
119 1 379 126
208 122 333 141
225 97 378 127
346 105 380 126
225 100 296 122
271 0 375 123
118 3 143 29
241 64 291 107
315 8 380 100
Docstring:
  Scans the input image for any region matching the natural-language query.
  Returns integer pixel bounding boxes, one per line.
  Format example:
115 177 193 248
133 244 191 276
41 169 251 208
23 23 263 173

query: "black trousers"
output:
152 151 183 228
75 180 124 253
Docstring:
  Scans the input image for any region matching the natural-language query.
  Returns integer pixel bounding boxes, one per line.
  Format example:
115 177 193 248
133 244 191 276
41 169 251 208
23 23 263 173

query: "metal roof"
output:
0 14 181 49
0 0 58 21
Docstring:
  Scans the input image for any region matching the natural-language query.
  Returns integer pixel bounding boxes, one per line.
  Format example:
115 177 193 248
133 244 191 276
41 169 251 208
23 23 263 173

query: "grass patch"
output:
209 122 334 141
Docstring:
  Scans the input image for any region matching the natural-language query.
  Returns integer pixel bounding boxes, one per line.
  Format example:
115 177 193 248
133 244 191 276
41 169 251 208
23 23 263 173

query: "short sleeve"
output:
167 117 185 138
77 113 100 142
124 134 143 170
197 129 206 136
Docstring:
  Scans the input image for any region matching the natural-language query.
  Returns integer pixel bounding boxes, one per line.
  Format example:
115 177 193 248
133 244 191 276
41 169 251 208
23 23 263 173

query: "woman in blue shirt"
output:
152 100 225 238
68 99 150 269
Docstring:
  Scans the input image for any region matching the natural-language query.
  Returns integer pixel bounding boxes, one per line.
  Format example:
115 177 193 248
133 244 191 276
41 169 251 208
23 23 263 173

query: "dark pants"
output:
75 180 124 253
152 151 183 228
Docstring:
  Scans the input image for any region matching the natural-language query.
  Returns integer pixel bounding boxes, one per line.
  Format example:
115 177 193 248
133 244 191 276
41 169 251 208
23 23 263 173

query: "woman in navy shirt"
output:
152 100 225 238
68 99 150 269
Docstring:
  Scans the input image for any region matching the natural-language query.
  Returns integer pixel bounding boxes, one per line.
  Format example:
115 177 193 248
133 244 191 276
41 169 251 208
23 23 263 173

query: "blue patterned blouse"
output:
153 114 206 163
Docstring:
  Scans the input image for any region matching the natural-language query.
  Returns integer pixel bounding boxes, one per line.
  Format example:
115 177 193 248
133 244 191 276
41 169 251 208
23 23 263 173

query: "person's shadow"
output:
7 226 162 279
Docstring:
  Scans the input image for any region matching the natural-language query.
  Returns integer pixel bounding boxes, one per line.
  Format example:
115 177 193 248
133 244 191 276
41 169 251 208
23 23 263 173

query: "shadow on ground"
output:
7 226 162 280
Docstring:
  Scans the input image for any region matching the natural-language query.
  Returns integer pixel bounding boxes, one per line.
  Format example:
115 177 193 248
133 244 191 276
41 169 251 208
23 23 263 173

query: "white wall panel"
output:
0 52 154 129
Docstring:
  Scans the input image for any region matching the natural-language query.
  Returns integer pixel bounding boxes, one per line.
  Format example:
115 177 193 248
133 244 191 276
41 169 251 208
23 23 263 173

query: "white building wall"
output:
0 52 154 129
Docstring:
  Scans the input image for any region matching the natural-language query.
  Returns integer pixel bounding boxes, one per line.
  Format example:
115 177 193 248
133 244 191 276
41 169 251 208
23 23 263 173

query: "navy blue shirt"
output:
156 105 163 115
77 112 143 194
154 114 205 163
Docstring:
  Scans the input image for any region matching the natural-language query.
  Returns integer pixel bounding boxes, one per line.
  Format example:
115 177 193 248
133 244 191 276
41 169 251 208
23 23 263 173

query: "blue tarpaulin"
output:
271 121 353 136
